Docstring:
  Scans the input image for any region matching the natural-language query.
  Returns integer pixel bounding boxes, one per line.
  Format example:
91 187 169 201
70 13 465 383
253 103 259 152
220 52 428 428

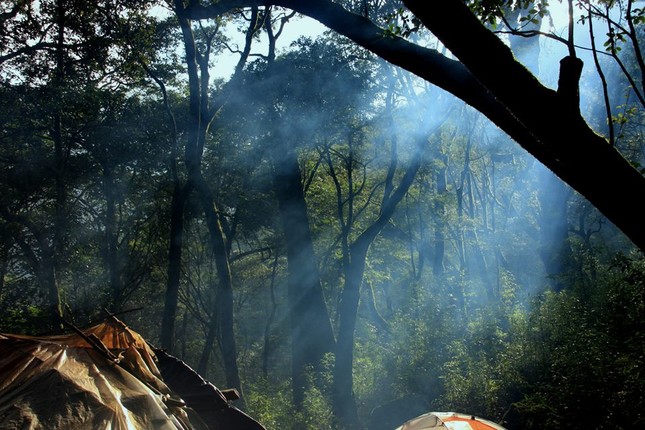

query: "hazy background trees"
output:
1 1 644 429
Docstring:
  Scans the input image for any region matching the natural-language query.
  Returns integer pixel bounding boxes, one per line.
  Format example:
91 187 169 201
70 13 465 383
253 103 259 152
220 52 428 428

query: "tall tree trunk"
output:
174 0 242 394
332 135 423 429
101 163 124 310
41 248 61 328
0 234 7 299
272 147 336 408
160 181 192 352
433 151 448 277
262 255 279 377
0 207 62 328
47 0 67 327
456 130 495 302
537 166 573 291
257 9 335 407
505 12 574 290
332 240 368 430
143 54 190 353
194 173 241 395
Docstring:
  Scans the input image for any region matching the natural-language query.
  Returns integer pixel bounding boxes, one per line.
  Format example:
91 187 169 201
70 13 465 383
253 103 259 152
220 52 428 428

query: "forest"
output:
1 0 644 429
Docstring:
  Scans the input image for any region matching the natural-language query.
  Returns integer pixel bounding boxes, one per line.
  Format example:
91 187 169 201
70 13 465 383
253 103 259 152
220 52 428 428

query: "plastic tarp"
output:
395 412 507 430
0 317 256 430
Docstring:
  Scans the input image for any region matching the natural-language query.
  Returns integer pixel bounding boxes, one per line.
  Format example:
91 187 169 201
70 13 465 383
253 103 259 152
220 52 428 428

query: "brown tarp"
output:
0 317 264 430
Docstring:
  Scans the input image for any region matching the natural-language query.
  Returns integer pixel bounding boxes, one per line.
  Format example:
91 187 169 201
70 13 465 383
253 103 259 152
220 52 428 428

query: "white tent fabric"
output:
395 411 507 430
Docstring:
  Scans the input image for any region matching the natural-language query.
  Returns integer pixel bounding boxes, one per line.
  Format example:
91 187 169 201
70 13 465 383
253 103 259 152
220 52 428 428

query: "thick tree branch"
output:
183 0 557 168
182 0 645 251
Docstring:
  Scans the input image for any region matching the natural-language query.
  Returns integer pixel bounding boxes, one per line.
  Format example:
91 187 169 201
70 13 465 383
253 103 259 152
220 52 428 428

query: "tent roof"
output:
0 317 264 430
396 411 507 430
4 315 157 361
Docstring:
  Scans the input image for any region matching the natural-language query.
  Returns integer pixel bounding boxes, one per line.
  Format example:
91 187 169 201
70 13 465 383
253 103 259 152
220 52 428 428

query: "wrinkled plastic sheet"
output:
0 334 205 430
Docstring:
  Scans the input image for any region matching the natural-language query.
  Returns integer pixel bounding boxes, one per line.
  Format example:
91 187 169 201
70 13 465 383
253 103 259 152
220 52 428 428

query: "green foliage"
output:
246 377 337 430
414 255 645 429
436 307 525 421
513 254 645 429
612 104 638 127
382 7 421 38
465 0 550 27
433 253 645 429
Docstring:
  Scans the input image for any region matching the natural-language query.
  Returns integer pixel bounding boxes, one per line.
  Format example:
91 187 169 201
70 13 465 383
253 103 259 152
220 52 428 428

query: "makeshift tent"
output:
395 411 507 430
0 316 266 430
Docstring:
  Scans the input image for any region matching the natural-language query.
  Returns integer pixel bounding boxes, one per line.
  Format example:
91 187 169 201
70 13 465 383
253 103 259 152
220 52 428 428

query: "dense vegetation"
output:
1 1 644 429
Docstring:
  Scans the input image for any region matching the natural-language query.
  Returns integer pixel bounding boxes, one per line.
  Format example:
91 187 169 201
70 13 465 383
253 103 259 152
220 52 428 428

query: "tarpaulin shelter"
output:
0 316 265 430
395 411 507 430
